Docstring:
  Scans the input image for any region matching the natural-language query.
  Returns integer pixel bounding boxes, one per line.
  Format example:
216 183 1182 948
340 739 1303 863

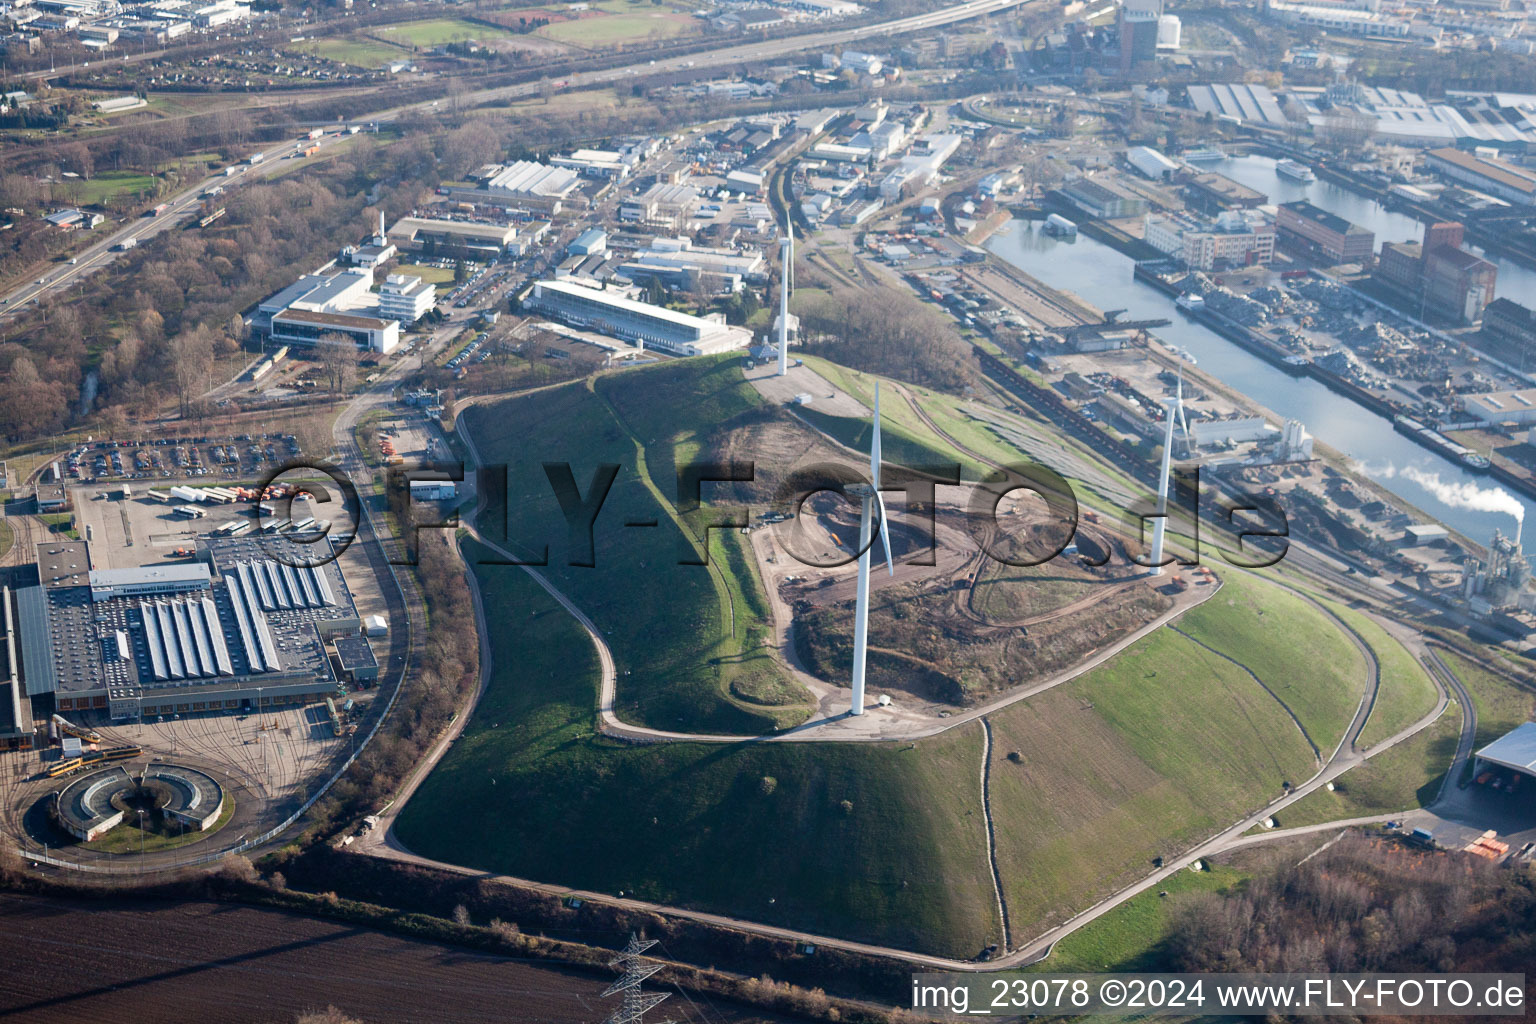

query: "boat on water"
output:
1183 147 1225 163
1276 159 1317 183
1175 293 1205 311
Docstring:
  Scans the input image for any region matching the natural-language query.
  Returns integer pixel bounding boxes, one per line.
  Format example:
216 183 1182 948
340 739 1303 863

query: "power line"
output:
602 934 675 1024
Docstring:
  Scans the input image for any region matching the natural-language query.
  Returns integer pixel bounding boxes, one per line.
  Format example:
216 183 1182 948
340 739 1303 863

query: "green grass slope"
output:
396 545 1000 957
1325 601 1438 749
464 357 804 734
987 627 1317 934
1177 572 1367 754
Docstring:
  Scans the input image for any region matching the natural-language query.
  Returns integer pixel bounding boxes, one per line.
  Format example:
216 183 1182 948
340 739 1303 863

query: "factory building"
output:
1461 388 1536 425
522 280 752 356
620 183 700 230
551 149 632 180
467 160 584 214
10 538 362 721
1 583 33 749
1182 172 1266 214
1053 176 1149 219
1484 299 1536 362
378 274 436 323
1275 201 1376 264
88 564 211 602
619 238 766 295
1377 222 1497 324
1425 148 1536 206
879 134 962 200
256 266 404 353
1116 0 1162 74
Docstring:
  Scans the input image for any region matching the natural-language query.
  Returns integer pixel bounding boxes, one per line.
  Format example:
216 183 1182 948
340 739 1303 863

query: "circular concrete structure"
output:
54 763 225 844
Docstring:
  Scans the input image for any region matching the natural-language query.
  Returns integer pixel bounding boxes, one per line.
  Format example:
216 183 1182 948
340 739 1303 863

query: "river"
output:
986 218 1536 543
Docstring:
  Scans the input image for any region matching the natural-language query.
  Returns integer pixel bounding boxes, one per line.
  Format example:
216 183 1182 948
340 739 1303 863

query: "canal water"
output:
986 218 1536 542
1213 154 1536 300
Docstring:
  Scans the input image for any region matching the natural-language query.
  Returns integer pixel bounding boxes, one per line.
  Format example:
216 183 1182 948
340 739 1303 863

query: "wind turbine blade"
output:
1175 367 1190 450
871 382 882 491
873 489 895 576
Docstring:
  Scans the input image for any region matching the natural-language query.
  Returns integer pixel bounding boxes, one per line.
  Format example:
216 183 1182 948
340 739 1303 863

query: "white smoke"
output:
1358 462 1525 525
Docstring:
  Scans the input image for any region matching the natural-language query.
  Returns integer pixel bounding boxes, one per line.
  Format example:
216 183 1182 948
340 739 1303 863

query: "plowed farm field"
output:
0 894 759 1024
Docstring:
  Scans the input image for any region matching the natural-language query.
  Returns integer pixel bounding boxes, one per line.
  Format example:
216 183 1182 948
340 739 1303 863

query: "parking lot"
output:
65 432 303 485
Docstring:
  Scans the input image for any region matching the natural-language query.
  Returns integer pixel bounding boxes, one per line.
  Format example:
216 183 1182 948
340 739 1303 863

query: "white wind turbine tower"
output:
776 220 794 376
1148 367 1190 577
849 383 895 715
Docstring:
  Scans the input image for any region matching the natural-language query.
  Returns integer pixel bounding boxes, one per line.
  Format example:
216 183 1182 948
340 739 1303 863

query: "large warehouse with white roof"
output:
11 536 361 721
522 279 753 356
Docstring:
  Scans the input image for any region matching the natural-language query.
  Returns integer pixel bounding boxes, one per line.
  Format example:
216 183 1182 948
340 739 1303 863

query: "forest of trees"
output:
1170 835 1536 975
0 121 510 442
795 285 978 393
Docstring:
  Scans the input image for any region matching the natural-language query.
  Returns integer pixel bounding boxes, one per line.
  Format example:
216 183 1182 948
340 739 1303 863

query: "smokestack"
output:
1517 517 1523 550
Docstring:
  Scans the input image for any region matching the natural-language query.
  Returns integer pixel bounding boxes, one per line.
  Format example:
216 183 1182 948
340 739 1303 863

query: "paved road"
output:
0 0 1029 317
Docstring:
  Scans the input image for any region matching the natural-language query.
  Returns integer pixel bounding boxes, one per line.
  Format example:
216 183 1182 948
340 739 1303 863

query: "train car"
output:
101 745 141 762
45 756 83 778
52 714 101 744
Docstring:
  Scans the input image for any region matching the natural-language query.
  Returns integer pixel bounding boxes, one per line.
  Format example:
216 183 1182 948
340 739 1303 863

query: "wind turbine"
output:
1148 367 1190 577
776 220 794 376
850 383 894 716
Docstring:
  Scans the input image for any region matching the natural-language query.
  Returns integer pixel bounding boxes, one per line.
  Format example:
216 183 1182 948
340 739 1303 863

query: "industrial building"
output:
1377 222 1497 324
1182 171 1266 213
1053 176 1148 219
1425 148 1536 206
256 266 403 353
469 160 584 214
1484 299 1536 361
879 134 962 200
272 309 400 354
387 217 522 260
619 238 766 294
1126 146 1178 181
1460 388 1536 426
8 537 361 722
1 583 33 748
1473 721 1536 787
1184 83 1291 127
409 479 458 501
620 183 700 230
1115 0 1161 75
522 280 752 356
1275 201 1376 264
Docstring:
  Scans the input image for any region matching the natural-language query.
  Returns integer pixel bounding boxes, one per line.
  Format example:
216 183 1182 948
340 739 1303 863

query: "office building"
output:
378 274 436 323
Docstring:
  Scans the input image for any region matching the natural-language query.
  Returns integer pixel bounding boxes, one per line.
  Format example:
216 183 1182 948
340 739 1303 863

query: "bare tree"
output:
170 325 215 418
316 335 359 394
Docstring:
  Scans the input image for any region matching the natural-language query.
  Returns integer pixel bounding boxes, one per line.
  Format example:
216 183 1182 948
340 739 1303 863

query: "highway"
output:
0 0 1029 317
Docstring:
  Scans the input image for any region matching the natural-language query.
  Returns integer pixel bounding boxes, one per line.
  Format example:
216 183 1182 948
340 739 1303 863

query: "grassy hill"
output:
986 624 1317 936
396 545 1001 957
1176 572 1368 755
399 355 1386 954
464 359 806 734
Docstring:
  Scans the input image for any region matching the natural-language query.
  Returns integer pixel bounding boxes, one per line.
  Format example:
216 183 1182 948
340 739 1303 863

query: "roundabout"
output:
52 763 227 846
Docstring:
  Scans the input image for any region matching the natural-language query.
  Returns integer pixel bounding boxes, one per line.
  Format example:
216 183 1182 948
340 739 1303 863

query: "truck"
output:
146 203 169 217
1409 827 1435 847
112 237 138 251
247 151 265 165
